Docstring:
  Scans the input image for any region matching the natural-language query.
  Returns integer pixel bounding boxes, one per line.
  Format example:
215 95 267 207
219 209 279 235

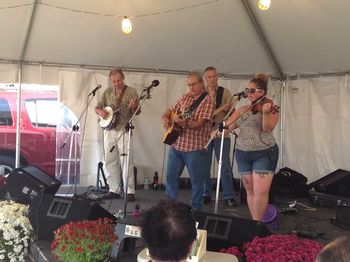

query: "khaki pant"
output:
103 129 135 194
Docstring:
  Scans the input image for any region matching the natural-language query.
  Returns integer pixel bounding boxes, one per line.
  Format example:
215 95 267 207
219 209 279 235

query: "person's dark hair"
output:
249 73 268 94
316 236 350 262
109 68 125 78
141 200 197 261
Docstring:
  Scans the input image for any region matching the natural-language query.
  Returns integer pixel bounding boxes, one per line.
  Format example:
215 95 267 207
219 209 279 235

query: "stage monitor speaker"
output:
192 210 271 251
29 193 116 241
6 165 62 204
313 169 350 198
333 204 350 230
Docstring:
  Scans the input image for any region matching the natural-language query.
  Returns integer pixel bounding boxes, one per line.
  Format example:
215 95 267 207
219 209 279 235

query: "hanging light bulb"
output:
258 0 271 11
122 17 132 34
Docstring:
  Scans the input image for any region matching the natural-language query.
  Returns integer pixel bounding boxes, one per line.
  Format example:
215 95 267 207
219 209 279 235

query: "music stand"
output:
61 87 100 197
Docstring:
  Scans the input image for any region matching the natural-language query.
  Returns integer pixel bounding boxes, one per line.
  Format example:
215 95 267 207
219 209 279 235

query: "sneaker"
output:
127 193 135 202
102 192 120 199
203 196 211 205
225 198 238 207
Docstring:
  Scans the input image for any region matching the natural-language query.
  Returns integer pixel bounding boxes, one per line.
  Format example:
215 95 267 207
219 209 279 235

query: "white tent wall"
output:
283 76 350 183
0 64 18 83
3 64 350 186
52 71 350 185
57 69 252 186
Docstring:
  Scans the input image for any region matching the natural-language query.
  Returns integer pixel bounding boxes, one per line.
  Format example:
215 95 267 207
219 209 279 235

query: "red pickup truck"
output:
0 90 79 183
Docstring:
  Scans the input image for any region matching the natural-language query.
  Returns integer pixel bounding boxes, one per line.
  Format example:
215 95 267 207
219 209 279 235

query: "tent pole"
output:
14 0 40 168
279 80 286 169
15 63 22 168
240 0 284 81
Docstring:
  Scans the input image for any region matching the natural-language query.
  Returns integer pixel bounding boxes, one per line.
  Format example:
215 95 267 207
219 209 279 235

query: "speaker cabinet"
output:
29 193 116 241
6 165 61 204
192 210 271 251
333 205 350 230
313 169 350 198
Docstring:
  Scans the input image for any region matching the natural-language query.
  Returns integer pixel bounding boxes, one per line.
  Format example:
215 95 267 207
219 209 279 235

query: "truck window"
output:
0 98 13 126
24 99 57 128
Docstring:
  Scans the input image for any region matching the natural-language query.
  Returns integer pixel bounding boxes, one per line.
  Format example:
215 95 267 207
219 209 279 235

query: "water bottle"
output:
144 176 149 190
153 172 159 190
132 204 141 218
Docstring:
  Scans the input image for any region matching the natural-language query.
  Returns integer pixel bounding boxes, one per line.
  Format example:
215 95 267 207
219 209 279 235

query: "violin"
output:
251 97 280 115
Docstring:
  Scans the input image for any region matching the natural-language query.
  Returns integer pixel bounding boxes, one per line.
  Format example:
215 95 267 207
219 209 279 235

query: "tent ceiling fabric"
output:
1 0 350 77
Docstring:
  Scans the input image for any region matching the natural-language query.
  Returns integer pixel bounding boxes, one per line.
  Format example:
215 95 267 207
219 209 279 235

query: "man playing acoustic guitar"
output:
95 68 139 201
161 72 214 210
203 66 238 207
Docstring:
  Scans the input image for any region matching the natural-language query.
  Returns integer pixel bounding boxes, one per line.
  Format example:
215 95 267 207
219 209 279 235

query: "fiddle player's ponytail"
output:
250 73 268 94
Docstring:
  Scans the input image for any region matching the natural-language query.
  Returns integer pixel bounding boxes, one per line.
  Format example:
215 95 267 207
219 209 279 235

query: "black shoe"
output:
225 198 238 207
127 193 135 202
203 196 211 204
102 192 120 199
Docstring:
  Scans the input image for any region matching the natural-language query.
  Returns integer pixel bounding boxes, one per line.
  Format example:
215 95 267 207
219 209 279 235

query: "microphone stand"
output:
117 87 152 221
212 94 267 212
212 93 246 213
61 90 99 197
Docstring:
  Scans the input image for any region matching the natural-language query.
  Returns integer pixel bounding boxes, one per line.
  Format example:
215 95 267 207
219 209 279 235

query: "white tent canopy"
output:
0 0 349 185
2 0 350 76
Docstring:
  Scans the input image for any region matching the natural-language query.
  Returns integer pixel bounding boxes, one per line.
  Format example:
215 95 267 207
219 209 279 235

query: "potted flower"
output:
221 234 323 262
0 200 33 262
51 218 117 262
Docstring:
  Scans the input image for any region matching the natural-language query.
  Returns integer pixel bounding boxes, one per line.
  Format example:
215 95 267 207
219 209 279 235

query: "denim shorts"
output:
236 143 279 175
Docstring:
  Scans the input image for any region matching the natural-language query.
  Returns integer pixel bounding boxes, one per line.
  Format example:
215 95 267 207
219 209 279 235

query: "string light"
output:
122 17 132 34
258 0 271 11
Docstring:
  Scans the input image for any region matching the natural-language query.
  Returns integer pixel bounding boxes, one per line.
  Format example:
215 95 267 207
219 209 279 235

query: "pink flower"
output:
220 234 323 262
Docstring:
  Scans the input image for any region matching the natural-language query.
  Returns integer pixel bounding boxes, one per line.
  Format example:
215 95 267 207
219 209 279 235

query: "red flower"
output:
75 246 84 253
51 218 117 262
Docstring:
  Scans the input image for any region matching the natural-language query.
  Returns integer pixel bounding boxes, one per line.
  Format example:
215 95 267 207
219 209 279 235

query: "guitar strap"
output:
116 85 127 107
185 91 208 115
215 86 224 109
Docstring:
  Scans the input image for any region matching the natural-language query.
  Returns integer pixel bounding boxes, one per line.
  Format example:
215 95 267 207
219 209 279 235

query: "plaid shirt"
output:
170 92 214 152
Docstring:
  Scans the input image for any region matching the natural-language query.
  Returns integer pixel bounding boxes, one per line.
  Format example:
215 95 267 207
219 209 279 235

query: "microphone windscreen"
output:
152 80 160 87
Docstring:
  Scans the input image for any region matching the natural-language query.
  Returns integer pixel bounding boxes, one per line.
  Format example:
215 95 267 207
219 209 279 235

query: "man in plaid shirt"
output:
162 72 214 210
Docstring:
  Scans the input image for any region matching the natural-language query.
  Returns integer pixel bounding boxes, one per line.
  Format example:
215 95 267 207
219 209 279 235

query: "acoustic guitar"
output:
98 106 120 130
163 111 191 145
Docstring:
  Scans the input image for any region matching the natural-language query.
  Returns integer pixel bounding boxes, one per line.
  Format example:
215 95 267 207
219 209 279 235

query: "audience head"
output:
141 200 197 262
316 236 350 262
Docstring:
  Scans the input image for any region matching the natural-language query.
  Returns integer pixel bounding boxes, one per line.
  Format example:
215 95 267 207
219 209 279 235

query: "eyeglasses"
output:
245 88 263 94
188 81 200 87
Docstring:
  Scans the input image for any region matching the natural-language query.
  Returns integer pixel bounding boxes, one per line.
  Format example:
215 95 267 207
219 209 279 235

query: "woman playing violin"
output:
225 73 279 221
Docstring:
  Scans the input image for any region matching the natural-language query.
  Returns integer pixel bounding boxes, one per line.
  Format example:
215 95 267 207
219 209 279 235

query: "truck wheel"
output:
0 156 15 176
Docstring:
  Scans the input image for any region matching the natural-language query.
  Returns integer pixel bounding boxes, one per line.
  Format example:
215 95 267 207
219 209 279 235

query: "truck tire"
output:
0 156 15 176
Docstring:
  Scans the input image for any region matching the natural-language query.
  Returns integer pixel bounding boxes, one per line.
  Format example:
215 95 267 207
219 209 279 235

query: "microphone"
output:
233 90 247 98
144 80 160 92
89 84 102 96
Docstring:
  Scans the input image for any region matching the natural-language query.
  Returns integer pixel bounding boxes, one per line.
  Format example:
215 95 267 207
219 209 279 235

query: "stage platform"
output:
31 185 350 262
